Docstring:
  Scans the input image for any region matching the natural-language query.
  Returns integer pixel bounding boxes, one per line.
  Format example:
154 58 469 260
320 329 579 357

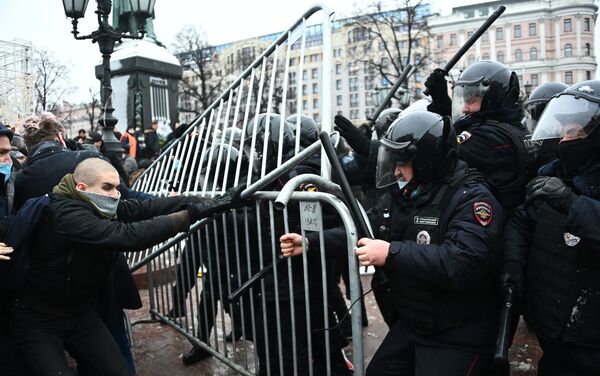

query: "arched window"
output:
564 43 573 57
585 43 591 56
515 49 523 62
497 51 505 63
530 47 538 60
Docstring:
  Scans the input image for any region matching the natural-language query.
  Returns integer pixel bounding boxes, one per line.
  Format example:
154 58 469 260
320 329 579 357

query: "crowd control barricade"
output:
124 5 369 375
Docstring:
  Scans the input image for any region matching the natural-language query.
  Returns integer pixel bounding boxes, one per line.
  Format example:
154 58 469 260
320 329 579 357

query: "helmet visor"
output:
451 83 489 123
531 95 600 141
376 141 414 188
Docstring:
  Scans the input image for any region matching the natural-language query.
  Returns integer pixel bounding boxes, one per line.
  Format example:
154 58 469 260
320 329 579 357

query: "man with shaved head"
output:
10 158 247 376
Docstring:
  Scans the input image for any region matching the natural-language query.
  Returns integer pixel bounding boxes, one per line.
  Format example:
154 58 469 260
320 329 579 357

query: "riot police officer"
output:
425 61 536 212
502 80 600 375
284 111 505 375
524 81 568 168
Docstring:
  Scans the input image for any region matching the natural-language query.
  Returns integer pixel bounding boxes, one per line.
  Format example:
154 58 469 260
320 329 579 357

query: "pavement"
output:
128 275 541 375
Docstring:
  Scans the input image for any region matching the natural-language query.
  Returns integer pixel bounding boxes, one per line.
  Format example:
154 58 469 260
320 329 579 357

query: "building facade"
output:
0 39 34 126
429 0 597 93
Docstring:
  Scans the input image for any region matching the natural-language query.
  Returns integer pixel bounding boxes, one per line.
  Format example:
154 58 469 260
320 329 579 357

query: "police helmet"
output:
200 143 240 191
532 80 600 142
524 82 568 131
376 111 457 187
374 108 402 139
244 113 295 174
286 114 319 147
452 60 519 123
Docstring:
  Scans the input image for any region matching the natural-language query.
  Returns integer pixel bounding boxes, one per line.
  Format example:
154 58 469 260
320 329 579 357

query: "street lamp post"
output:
61 0 156 155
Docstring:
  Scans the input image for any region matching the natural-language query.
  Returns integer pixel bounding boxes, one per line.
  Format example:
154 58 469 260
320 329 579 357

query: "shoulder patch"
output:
300 183 318 192
457 131 472 144
473 201 493 227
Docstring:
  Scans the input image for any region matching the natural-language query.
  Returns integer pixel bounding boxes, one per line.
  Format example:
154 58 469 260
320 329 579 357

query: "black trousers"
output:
10 301 132 376
366 320 492 376
537 336 600 376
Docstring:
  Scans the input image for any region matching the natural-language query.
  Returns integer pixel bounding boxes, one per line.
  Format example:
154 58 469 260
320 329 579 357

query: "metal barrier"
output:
125 5 367 375
141 189 363 375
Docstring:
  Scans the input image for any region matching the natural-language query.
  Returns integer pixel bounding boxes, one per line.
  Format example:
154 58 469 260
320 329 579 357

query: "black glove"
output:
525 176 578 213
187 183 249 222
334 115 370 157
499 262 523 298
424 68 450 102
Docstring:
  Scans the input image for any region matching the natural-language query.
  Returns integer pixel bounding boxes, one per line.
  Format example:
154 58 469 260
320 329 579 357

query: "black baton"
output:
424 5 506 95
494 285 514 364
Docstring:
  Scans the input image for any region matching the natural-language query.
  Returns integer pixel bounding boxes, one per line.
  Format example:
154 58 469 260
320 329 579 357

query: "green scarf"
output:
52 173 114 219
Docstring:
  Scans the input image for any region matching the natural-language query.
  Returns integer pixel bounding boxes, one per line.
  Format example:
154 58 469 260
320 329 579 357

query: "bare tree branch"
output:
34 49 72 113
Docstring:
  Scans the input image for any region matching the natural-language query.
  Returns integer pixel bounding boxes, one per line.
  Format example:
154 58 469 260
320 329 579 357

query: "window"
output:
348 27 370 43
364 78 373 91
365 94 373 107
302 84 307 95
482 31 489 43
565 71 573 84
350 109 359 120
347 46 357 57
585 43 591 56
313 97 319 109
530 47 537 60
464 9 475 18
336 95 343 106
302 70 307 81
514 25 521 38
450 33 457 46
349 77 358 92
497 51 505 63
311 68 318 79
289 72 296 85
586 71 592 80
564 43 573 58
564 19 572 32
334 48 342 58
336 79 342 91
531 74 539 86
312 83 318 94
584 18 591 31
335 64 342 75
467 31 474 39
496 27 503 41
310 54 319 63
349 93 359 108
515 49 522 62
313 113 319 122
436 35 443 49
302 100 308 110
397 40 408 49
348 62 358 76
529 23 537 36
483 52 490 60
289 87 296 97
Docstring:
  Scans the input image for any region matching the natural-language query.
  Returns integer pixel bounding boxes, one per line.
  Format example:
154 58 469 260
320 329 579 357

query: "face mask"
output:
397 179 410 190
79 190 121 218
559 137 597 177
0 163 12 183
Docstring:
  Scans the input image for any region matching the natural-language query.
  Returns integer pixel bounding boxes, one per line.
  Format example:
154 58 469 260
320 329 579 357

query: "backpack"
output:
0 194 50 290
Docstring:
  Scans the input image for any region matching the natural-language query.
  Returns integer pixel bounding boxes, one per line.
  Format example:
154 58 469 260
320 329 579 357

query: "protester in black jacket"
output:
10 157 246 376
282 112 504 375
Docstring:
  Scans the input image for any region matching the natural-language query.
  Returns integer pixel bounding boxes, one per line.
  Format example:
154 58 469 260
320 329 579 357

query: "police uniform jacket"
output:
503 160 600 345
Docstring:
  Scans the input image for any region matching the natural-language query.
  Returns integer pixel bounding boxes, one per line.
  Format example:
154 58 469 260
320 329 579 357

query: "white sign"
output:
300 201 322 232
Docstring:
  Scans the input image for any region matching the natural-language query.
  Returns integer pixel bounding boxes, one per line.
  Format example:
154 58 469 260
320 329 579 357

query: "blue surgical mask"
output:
397 179 410 190
0 163 12 183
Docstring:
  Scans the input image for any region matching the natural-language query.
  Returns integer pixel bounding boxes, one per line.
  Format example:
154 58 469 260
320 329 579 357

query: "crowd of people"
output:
0 56 599 376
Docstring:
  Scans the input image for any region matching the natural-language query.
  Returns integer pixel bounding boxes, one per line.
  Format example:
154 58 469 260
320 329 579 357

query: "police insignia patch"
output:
473 201 493 226
457 131 472 144
300 183 318 192
563 232 581 247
